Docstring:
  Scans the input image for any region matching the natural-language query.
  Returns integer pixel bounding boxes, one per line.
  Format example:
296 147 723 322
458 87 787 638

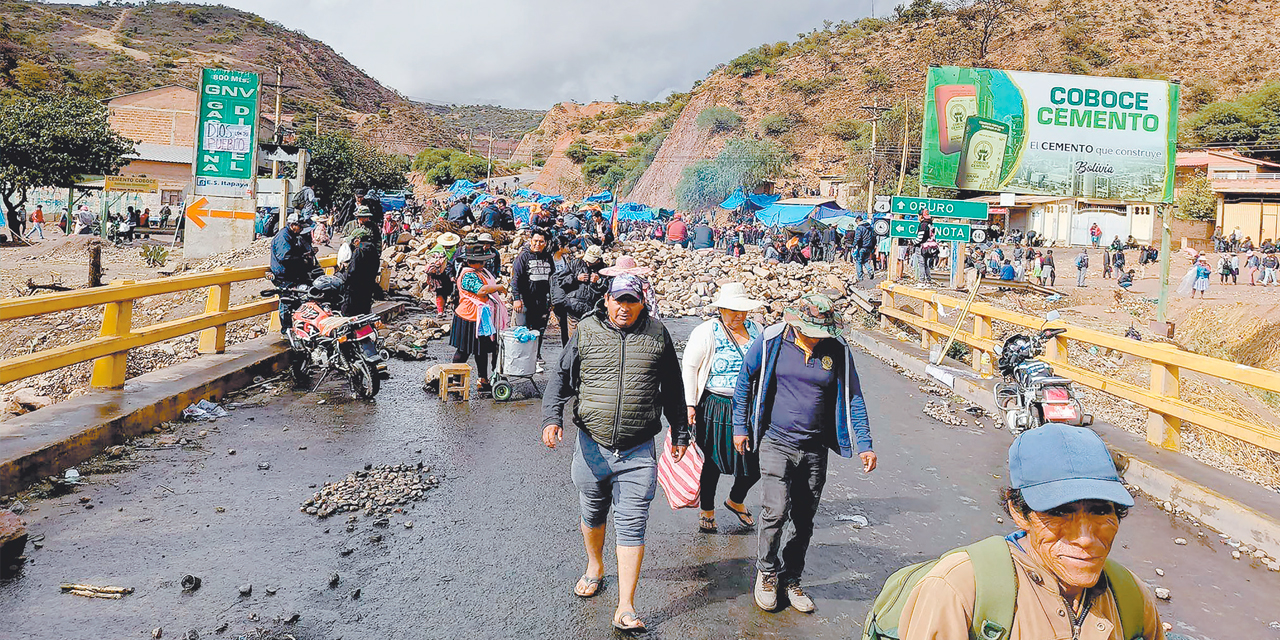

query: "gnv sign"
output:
194 68 260 197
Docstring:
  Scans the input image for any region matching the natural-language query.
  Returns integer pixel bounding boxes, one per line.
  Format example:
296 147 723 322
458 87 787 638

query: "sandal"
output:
573 574 603 598
724 501 755 527
475 380 492 394
612 610 646 632
698 512 717 533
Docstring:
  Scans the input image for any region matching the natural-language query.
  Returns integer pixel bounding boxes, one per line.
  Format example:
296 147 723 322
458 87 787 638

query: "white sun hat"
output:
710 282 763 311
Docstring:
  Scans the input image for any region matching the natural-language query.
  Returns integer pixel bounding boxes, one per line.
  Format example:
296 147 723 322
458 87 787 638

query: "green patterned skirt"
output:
695 391 759 477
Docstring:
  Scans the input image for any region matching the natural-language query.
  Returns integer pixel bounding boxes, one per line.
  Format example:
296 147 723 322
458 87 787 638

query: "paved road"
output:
1 317 1278 640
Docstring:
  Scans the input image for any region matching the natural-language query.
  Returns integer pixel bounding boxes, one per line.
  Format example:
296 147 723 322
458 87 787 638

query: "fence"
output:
876 282 1280 455
1 257 336 390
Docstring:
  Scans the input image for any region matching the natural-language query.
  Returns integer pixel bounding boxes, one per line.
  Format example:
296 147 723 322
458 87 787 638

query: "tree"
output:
695 107 742 134
675 138 791 210
296 132 407 210
1176 171 1218 222
411 147 488 187
564 139 593 164
0 95 135 221
1186 82 1280 146
954 0 1026 60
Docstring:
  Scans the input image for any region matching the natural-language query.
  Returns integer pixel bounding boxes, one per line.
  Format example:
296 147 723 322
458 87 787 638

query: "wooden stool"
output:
425 363 472 401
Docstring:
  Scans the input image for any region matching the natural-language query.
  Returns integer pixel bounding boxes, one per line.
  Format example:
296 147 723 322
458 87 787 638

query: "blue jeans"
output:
856 250 874 280
757 436 828 582
571 429 657 547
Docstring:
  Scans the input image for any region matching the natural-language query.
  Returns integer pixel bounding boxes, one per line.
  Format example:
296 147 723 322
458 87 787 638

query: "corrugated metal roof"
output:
129 142 194 164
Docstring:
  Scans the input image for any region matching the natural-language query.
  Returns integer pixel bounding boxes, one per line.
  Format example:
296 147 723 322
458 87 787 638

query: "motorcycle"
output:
992 313 1092 434
263 274 386 399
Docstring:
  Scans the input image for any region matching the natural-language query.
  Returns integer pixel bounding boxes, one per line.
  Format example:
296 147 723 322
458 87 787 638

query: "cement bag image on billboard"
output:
921 66 1179 203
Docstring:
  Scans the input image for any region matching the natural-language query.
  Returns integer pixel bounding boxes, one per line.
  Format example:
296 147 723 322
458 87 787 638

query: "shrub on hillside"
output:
674 138 791 210
782 77 834 97
564 139 593 164
1186 82 1280 145
823 118 866 141
696 107 743 134
759 112 800 137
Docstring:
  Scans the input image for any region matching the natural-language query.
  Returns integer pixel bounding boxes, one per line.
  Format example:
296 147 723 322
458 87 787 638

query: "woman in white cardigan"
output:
681 282 763 533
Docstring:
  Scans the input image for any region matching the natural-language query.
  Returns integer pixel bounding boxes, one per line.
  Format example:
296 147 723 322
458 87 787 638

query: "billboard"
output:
194 68 261 198
921 66 1179 203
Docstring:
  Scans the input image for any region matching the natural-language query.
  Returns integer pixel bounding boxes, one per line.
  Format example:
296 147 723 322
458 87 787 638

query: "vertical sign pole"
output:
1156 204 1172 324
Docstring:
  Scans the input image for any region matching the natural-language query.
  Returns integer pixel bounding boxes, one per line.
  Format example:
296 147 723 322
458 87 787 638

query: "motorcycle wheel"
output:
289 350 311 386
348 356 380 399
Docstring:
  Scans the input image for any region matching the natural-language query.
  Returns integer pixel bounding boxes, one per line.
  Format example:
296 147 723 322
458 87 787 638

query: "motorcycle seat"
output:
1029 373 1073 386
318 315 352 336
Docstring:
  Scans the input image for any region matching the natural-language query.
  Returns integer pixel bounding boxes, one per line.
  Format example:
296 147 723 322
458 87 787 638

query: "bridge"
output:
0 266 1277 639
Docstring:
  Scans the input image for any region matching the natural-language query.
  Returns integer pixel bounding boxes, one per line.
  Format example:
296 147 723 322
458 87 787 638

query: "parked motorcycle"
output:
263 275 385 399
992 314 1092 434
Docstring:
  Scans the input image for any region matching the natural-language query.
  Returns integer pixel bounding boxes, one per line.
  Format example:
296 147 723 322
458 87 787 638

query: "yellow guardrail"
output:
877 282 1280 455
0 257 336 389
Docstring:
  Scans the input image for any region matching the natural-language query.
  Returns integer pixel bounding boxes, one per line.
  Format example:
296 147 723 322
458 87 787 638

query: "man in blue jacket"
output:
732 293 877 614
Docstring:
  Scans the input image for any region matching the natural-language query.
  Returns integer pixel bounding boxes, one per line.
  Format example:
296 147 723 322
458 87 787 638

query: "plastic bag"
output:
182 399 229 421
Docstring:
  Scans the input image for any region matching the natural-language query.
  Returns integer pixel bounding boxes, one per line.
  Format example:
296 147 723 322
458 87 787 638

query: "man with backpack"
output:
852 216 877 282
866 424 1165 640
1075 248 1089 287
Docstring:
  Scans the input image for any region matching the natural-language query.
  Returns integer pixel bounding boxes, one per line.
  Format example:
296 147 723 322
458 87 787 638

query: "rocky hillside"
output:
629 0 1280 208
517 101 664 198
0 0 543 155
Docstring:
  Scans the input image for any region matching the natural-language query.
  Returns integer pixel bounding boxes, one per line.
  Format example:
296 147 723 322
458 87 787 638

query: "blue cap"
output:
1008 424 1134 512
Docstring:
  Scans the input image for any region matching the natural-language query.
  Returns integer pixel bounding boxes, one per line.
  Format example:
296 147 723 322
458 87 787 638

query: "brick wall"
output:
108 86 198 146
119 160 191 191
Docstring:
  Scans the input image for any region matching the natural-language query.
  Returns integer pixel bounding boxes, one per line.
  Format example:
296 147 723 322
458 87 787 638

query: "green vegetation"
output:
1176 171 1218 222
894 0 950 22
411 147 488 188
1185 82 1280 145
759 112 801 137
675 138 791 210
564 139 593 164
781 77 836 97
299 132 408 208
695 107 742 133
0 94 135 218
724 42 790 77
823 118 867 141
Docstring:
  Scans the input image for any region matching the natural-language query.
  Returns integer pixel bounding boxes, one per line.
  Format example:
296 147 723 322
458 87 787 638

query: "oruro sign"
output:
194 68 260 198
921 66 1179 203
890 196 988 220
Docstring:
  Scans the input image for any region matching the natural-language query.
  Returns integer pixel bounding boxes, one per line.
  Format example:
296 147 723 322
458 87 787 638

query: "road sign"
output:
888 218 971 242
194 68 260 197
184 196 256 229
890 196 989 221
104 176 159 193
873 195 891 213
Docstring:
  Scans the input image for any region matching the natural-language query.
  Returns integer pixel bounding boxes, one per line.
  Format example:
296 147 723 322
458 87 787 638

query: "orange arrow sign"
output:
184 196 256 229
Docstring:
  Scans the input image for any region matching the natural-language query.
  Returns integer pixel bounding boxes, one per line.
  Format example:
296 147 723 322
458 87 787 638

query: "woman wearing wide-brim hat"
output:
450 244 508 393
680 282 764 532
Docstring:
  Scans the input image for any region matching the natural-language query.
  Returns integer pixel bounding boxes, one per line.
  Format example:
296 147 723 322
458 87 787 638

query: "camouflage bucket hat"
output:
783 293 843 339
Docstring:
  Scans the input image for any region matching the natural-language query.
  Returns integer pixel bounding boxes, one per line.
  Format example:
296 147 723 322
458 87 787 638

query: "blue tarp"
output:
613 202 656 221
755 203 823 229
449 179 486 194
378 194 406 211
584 190 614 203
719 188 780 211
514 188 541 200
812 206 851 220
535 194 563 206
513 203 534 225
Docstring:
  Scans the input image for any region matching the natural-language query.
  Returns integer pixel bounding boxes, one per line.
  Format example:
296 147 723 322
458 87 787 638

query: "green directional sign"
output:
890 196 989 221
889 218 971 242
194 68 261 198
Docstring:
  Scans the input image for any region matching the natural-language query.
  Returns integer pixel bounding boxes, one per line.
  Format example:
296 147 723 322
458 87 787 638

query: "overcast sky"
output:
211 0 877 109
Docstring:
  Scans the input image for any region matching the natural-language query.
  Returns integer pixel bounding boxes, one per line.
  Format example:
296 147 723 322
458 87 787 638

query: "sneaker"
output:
786 581 815 613
754 571 778 611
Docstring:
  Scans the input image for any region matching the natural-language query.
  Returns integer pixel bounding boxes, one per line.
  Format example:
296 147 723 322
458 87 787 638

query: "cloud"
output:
212 0 873 108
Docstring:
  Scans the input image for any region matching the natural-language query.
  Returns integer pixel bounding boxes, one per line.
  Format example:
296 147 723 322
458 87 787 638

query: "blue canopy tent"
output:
535 194 563 206
514 188 542 200
449 179 486 194
611 202 657 221
719 188 780 211
755 203 820 230
584 190 613 203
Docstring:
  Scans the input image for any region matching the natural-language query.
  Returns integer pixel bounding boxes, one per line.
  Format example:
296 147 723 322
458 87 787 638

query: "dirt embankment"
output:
626 92 717 209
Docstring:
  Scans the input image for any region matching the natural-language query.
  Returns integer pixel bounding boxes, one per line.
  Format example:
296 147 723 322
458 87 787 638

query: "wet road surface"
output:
1 317 1278 639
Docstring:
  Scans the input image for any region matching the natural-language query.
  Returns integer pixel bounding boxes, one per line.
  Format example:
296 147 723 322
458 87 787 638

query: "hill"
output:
625 0 1280 209
0 0 544 156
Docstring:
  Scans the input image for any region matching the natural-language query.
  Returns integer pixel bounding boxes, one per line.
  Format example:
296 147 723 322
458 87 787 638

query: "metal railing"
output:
876 282 1280 455
0 257 336 389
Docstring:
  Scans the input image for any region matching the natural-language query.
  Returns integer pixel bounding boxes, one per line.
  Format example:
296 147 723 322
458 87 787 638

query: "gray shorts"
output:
571 429 657 547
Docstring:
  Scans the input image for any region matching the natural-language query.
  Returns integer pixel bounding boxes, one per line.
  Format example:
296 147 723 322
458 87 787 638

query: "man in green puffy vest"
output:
542 274 690 633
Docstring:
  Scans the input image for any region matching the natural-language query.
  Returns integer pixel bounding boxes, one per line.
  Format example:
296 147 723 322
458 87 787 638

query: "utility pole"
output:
859 100 892 213
897 99 910 195
315 113 320 136
467 128 474 156
271 65 283 179
485 131 494 183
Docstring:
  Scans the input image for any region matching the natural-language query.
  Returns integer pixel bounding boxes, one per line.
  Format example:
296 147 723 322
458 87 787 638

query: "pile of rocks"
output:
382 317 450 360
380 228 527 300
615 241 863 322
300 464 438 519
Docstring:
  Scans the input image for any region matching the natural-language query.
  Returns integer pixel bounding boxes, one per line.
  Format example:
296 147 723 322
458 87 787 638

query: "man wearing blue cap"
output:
898 424 1165 639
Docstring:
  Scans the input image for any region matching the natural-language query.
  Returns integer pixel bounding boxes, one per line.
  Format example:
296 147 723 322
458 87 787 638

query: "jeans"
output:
571 429 657 547
757 436 828 582
25 222 44 239
855 250 874 281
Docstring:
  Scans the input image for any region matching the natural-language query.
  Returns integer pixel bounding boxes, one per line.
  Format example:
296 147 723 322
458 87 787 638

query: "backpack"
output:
1076 254 1088 269
424 250 449 275
862 536 1148 640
